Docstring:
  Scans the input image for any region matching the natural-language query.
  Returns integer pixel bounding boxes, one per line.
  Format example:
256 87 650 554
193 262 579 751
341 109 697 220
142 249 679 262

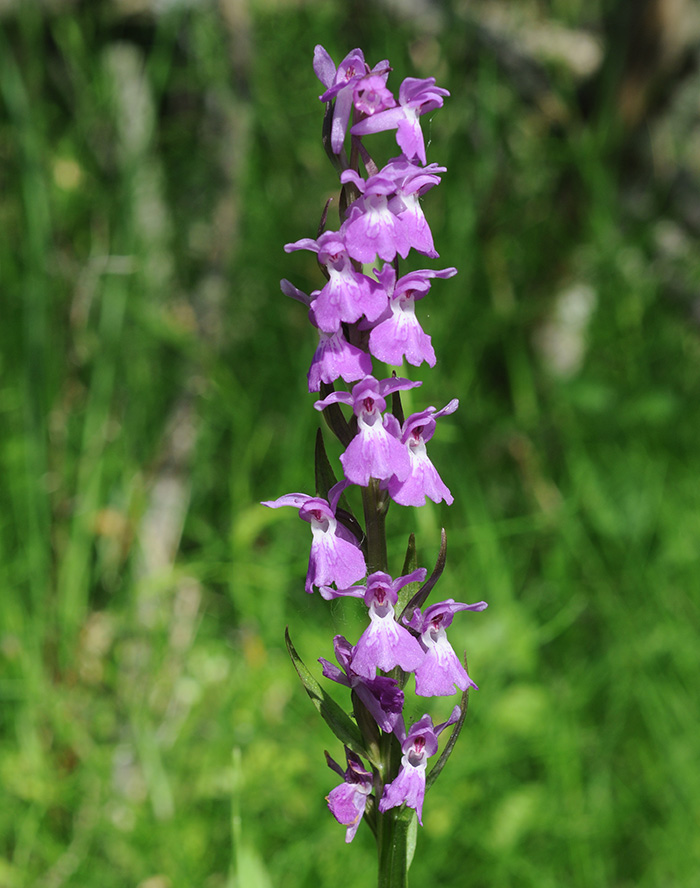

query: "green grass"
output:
1 1 699 886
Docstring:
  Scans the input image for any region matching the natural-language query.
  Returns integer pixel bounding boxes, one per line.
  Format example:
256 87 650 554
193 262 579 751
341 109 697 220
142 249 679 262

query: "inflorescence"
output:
263 44 487 845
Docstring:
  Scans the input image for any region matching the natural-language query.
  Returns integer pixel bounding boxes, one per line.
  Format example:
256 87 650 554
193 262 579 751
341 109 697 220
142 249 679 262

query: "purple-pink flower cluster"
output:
264 45 487 843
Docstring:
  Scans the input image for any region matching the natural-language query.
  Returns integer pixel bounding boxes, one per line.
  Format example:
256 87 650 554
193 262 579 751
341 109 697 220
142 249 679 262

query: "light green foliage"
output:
1 1 699 886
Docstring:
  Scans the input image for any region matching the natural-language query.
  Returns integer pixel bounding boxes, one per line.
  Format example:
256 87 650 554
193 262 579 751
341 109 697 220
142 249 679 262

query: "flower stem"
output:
362 478 410 887
362 478 388 574
376 725 411 888
377 806 411 888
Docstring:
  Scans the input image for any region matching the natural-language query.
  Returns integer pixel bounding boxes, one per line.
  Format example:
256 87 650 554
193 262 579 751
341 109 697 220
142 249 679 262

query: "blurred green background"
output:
2 0 700 886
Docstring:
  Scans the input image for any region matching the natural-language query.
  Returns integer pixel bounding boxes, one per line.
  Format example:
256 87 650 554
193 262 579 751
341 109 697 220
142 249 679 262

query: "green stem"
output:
376 727 411 888
377 808 411 888
362 478 388 574
362 478 411 887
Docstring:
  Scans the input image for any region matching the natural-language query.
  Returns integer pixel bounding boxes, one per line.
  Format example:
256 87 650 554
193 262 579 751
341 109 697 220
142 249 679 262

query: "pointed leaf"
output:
285 628 369 761
391 381 405 427
400 533 417 576
425 663 470 792
396 533 419 616
319 381 354 447
399 528 447 623
335 506 366 555
316 197 333 242
396 807 418 871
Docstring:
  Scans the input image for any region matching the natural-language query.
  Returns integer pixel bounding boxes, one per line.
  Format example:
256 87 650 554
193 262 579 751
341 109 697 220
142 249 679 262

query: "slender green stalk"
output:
377 809 411 888
362 478 388 575
362 479 410 887
376 726 411 888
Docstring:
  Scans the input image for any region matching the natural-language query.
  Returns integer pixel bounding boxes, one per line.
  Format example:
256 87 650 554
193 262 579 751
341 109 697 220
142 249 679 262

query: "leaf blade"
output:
285 627 372 763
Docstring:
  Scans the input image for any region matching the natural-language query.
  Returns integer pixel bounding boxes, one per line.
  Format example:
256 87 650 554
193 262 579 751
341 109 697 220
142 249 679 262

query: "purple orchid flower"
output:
261 481 366 593
326 747 373 842
330 569 427 679
315 375 421 486
351 76 450 165
383 157 445 257
379 707 460 824
284 230 387 334
339 170 410 263
405 599 488 696
385 400 459 507
320 635 404 732
314 46 391 154
281 278 372 391
368 265 457 367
